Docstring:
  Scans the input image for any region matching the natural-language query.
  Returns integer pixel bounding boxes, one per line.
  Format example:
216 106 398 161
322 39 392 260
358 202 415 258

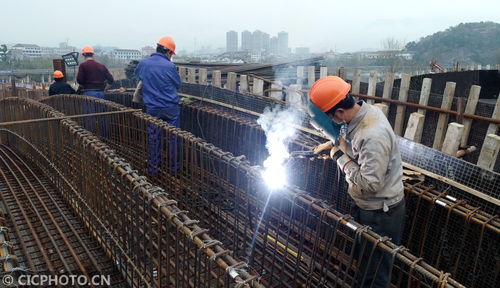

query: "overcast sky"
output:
1 0 498 53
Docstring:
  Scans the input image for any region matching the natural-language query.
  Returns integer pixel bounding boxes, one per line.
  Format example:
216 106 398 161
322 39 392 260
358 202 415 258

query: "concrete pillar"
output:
296 66 304 85
442 123 465 156
477 134 500 170
307 66 315 87
286 84 303 106
212 70 221 87
239 75 248 93
252 78 264 95
320 67 328 78
404 112 425 142
187 68 196 83
199 68 207 84
226 72 237 91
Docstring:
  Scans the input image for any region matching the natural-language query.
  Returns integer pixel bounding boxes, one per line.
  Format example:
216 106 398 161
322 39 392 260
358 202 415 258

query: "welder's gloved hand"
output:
313 141 333 154
330 138 348 160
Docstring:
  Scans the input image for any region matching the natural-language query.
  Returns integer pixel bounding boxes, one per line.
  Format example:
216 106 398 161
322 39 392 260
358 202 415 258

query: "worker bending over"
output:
49 70 75 96
77 46 114 98
309 76 405 288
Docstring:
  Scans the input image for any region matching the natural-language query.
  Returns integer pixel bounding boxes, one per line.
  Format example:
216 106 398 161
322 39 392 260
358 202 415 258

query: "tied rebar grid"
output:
37 95 471 287
0 98 262 288
0 143 127 286
105 92 497 288
177 100 499 288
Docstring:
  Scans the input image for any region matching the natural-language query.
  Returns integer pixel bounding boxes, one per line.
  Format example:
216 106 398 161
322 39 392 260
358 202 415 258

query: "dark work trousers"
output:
82 90 108 138
352 199 406 288
146 105 180 174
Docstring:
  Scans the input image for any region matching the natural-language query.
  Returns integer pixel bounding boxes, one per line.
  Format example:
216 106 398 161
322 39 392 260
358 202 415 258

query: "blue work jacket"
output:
135 53 181 109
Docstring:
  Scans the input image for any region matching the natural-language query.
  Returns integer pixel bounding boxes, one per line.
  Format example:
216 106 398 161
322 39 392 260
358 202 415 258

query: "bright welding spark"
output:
257 105 304 191
261 150 289 190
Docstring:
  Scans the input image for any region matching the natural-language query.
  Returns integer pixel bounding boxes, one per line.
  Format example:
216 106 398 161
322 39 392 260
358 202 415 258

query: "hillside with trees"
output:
406 22 500 66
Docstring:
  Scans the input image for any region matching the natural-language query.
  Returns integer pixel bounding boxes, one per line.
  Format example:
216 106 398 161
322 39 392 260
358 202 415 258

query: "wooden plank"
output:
351 69 361 100
199 68 207 85
477 134 500 170
403 163 500 206
187 68 196 83
296 66 304 85
307 66 315 88
239 75 248 93
367 71 377 104
320 67 328 78
372 103 388 117
382 73 395 100
486 94 500 135
226 72 237 91
404 112 425 142
178 67 187 83
270 81 283 101
460 85 481 147
417 78 432 115
394 74 411 136
212 70 221 88
286 84 302 106
442 122 464 156
432 82 456 150
253 78 264 95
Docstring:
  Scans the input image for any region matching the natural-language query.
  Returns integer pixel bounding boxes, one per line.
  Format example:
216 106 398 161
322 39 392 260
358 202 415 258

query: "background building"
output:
226 31 238 52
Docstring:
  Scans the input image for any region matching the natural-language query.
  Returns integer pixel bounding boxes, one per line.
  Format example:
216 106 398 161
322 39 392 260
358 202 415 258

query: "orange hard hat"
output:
53 70 64 79
309 76 351 112
81 46 94 54
157 36 176 55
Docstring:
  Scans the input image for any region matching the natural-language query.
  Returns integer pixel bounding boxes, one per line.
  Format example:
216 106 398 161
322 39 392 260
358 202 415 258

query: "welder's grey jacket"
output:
340 101 404 210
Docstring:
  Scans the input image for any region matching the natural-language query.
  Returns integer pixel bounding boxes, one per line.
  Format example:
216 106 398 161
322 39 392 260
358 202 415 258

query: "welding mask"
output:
307 99 344 145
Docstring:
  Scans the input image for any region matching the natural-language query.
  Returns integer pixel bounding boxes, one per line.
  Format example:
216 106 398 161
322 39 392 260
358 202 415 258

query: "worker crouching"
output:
309 76 405 288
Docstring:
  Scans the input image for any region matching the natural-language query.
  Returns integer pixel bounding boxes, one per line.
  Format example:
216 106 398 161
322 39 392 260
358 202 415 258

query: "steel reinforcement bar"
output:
177 100 500 288
0 98 262 288
37 94 470 287
0 143 127 287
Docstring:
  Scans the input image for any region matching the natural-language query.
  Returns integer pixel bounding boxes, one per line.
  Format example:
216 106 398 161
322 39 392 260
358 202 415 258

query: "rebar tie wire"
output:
210 249 231 262
199 239 222 251
189 227 209 241
157 199 178 209
147 187 168 202
168 210 188 221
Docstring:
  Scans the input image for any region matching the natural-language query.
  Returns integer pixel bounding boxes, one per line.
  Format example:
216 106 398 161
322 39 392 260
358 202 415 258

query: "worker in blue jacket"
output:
135 36 181 174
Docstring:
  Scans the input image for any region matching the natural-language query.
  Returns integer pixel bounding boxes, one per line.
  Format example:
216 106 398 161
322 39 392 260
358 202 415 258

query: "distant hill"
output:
405 22 500 66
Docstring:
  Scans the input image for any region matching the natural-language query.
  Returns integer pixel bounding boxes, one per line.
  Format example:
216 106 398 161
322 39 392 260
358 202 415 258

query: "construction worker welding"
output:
309 76 405 288
135 36 181 174
49 70 75 96
77 46 114 98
